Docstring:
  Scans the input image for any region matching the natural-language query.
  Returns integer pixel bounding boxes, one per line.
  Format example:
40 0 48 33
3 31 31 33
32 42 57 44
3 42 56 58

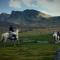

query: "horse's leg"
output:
14 37 19 47
1 35 4 43
1 37 4 43
53 36 57 44
53 36 56 43
12 39 16 47
3 37 7 47
59 36 60 40
10 40 12 46
0 36 4 47
14 36 18 46
57 36 59 41
16 37 18 44
14 40 16 47
1 35 6 47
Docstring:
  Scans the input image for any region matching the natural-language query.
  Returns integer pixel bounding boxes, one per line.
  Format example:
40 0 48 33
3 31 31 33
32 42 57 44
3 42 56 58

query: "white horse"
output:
1 29 19 43
53 32 60 43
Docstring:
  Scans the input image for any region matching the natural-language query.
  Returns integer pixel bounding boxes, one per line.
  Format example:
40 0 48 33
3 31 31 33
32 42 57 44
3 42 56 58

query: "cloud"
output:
44 0 60 16
9 0 60 16
35 0 60 16
9 0 22 9
9 0 32 10
22 0 32 7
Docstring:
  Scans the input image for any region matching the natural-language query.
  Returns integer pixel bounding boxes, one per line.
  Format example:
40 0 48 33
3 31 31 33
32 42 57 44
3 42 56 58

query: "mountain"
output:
0 13 10 22
7 9 51 28
0 9 60 29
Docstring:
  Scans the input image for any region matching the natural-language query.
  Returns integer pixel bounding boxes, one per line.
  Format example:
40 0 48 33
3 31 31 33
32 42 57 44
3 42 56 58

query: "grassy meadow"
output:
18 31 54 44
0 31 60 60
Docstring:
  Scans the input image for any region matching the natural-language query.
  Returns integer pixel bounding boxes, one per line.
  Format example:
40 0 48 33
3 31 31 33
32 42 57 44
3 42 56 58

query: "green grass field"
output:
0 43 60 60
19 31 53 43
0 31 60 60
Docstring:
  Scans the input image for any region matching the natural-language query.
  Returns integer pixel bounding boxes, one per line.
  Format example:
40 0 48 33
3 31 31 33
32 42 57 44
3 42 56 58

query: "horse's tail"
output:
0 34 4 42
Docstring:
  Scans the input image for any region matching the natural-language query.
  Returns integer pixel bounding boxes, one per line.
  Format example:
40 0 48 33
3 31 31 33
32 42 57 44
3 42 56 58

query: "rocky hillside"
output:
0 9 60 29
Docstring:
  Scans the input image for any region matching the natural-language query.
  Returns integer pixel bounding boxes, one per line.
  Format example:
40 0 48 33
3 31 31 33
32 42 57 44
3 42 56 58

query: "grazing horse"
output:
1 29 19 43
53 32 60 43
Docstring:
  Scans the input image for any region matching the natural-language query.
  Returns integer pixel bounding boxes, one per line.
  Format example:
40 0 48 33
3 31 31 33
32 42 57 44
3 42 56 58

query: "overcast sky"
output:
0 0 60 16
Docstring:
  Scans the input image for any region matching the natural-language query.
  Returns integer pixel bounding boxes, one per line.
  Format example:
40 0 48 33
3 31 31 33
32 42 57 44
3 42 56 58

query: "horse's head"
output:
53 32 57 37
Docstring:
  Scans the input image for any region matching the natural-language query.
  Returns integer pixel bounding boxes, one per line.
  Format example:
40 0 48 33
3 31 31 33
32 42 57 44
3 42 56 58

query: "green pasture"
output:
0 44 58 60
0 31 60 60
19 31 53 43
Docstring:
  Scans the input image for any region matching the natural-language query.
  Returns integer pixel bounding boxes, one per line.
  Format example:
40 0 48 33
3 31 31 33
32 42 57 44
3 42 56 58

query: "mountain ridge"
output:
0 9 60 29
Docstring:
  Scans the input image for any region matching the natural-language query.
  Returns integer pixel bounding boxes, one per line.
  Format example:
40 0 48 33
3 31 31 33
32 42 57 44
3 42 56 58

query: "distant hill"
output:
0 9 60 29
